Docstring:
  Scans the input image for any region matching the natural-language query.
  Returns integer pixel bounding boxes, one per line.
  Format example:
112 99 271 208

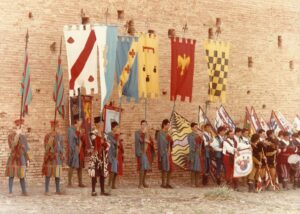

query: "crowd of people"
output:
4 115 300 196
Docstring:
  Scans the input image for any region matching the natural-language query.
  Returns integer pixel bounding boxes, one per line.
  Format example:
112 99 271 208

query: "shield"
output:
233 148 253 178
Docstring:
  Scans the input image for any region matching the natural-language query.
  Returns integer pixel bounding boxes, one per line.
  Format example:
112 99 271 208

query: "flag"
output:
198 106 216 134
260 117 270 131
20 46 32 116
292 115 300 132
233 148 253 178
170 37 196 102
53 39 65 118
244 107 256 135
204 40 230 103
250 106 262 132
64 25 98 96
94 25 118 111
170 111 192 169
270 111 292 135
215 105 235 130
137 32 160 98
116 36 139 102
69 95 92 132
103 105 122 133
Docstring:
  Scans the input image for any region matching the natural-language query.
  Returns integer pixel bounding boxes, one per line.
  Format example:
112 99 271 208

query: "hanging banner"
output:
116 36 139 102
204 40 230 103
64 25 98 96
94 25 118 111
138 32 160 98
170 37 196 102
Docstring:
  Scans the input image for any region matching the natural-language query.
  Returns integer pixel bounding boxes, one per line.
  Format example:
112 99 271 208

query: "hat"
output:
94 116 101 124
50 120 59 128
14 119 24 126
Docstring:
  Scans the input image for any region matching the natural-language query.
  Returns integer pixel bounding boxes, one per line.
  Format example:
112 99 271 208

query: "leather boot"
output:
108 172 113 187
143 171 149 188
282 180 289 190
78 168 86 187
195 172 200 187
68 168 73 187
161 171 166 188
138 171 143 189
166 172 173 189
112 173 117 189
248 182 255 193
191 172 195 187
202 174 208 186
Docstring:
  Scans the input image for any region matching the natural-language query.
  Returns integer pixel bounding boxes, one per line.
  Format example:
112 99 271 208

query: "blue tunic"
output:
188 132 202 172
107 132 118 174
67 126 80 168
157 131 172 172
134 130 150 171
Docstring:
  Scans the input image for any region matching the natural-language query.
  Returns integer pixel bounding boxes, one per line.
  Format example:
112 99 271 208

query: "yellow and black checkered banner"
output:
204 40 230 103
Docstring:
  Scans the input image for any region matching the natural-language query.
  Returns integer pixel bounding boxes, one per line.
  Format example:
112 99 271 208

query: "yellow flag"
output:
137 33 160 98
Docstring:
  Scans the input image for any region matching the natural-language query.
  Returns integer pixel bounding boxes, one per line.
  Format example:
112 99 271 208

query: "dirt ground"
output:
0 179 299 214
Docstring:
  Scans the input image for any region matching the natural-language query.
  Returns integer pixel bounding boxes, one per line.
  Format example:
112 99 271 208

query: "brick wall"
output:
0 0 299 183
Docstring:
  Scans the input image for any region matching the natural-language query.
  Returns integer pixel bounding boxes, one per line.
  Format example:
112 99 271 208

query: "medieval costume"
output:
248 136 263 192
202 131 212 185
222 134 239 190
107 130 121 189
67 115 86 187
42 121 64 195
277 133 295 189
135 130 154 188
289 134 300 189
264 137 279 190
88 117 110 196
6 119 30 195
157 130 174 188
188 131 203 187
211 134 224 185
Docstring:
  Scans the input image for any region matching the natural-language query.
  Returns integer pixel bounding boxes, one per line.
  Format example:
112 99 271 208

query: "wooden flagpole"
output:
19 29 29 128
53 36 63 131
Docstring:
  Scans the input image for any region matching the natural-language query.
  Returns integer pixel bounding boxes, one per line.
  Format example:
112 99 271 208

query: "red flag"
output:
170 37 196 102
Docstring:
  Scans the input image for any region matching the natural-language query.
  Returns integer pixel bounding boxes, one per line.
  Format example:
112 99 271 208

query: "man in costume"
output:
222 129 239 190
277 131 295 190
135 120 153 188
89 116 110 196
6 119 30 196
289 133 300 189
42 121 64 195
67 115 86 187
202 124 213 185
187 122 203 187
157 119 174 188
264 130 279 190
211 126 227 185
247 133 262 192
107 121 121 189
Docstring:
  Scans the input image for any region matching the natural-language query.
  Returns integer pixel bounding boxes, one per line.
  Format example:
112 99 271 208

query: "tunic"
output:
187 132 202 172
67 126 81 168
135 131 150 171
6 132 30 178
42 132 64 177
157 130 174 172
